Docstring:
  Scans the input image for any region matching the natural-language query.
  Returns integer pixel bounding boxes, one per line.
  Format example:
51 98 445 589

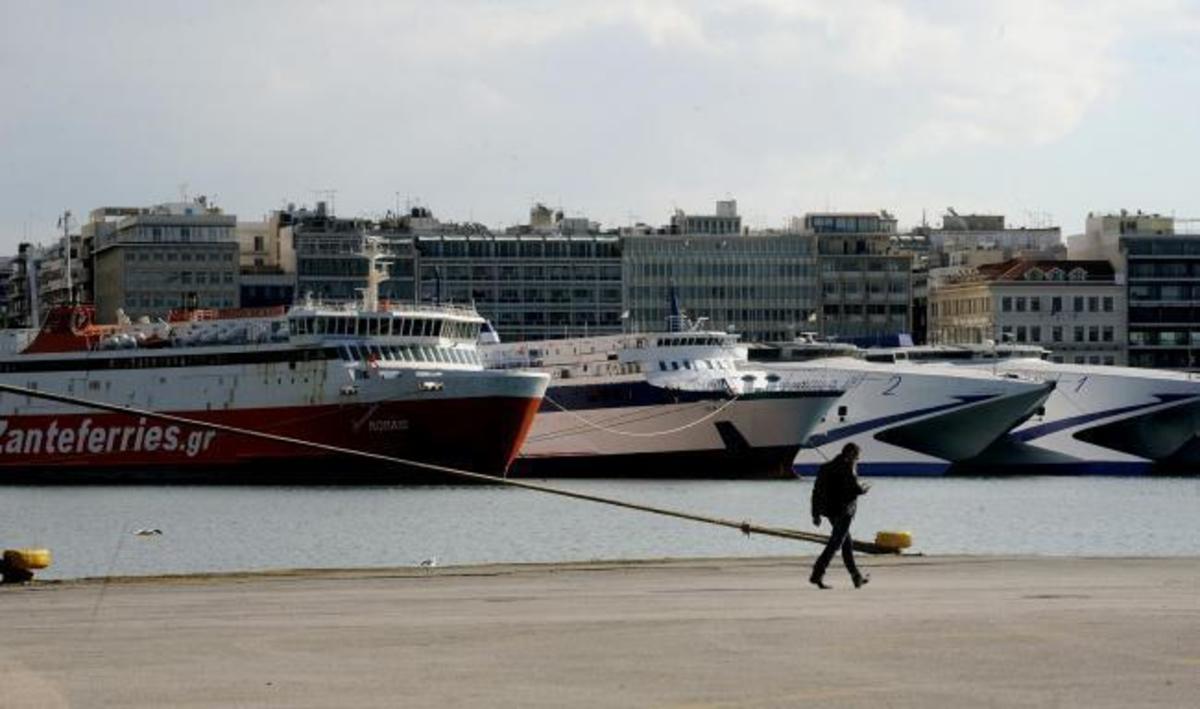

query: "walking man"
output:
809 442 871 589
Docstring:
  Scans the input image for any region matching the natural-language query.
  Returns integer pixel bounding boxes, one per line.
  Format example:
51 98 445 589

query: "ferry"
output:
749 338 1056 476
482 316 847 478
0 252 548 483
874 345 1200 474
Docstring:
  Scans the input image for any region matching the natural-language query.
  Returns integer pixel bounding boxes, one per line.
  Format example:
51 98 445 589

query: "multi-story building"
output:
0 256 13 326
6 243 45 327
237 210 297 308
416 232 623 340
89 198 240 323
929 259 1125 365
803 212 912 343
36 233 88 307
288 202 416 305
408 205 622 341
1113 215 1200 369
621 231 818 342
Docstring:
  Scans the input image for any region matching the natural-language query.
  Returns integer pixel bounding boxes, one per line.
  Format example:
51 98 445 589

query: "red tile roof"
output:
977 259 1115 282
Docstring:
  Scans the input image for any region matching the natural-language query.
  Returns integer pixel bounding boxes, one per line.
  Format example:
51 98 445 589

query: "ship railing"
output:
295 301 481 319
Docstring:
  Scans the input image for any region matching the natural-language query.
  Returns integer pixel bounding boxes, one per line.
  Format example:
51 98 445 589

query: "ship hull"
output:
0 395 542 483
509 381 841 479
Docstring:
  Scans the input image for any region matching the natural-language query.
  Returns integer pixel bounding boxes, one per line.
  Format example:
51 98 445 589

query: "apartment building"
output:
930 259 1125 364
89 198 240 323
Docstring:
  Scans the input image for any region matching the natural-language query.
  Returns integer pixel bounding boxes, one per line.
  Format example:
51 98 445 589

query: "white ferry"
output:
482 316 847 478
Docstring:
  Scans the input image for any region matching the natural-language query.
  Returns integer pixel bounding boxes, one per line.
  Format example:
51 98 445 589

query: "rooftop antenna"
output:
178 182 189 203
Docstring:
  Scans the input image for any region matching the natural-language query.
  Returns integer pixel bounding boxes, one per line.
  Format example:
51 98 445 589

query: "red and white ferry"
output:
0 293 548 482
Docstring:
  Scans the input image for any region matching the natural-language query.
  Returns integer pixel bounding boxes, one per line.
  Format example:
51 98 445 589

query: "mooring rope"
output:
0 382 893 554
540 392 742 438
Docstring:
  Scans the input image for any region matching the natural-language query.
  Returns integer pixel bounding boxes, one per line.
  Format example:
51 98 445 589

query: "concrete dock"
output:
2 556 1198 708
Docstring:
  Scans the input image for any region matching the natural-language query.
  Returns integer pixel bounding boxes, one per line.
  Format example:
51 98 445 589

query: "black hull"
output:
508 445 801 480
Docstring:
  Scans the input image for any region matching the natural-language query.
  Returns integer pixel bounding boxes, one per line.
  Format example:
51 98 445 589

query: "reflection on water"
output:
2 476 1198 579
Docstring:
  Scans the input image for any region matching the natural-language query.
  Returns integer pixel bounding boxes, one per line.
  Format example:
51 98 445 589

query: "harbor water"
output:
3 476 1199 580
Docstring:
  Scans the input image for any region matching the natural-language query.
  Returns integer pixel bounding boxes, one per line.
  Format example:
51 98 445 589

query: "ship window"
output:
671 361 680 370
340 346 353 361
684 361 693 369
659 361 667 371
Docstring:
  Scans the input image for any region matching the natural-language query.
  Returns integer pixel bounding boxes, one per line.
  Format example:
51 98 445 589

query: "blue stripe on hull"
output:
794 461 951 477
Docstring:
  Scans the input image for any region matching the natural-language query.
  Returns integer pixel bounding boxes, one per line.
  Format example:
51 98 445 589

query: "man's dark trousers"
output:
812 513 861 581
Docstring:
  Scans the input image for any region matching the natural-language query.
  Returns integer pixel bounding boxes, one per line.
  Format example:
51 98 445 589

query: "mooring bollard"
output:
1 548 52 584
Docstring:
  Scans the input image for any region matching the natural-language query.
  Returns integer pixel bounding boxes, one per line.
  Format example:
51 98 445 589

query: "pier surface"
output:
2 556 1198 708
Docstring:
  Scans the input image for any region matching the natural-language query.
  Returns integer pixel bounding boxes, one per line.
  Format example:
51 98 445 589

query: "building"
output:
288 202 416 305
416 232 623 341
410 206 622 341
621 231 819 342
5 243 45 327
89 198 240 323
1068 209 1174 264
237 211 296 308
669 199 742 235
929 259 1125 365
1100 213 1200 369
803 212 912 343
36 232 88 308
926 210 1062 257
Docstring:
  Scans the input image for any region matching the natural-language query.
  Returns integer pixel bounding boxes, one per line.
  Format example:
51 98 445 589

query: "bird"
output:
418 557 438 568
133 528 163 536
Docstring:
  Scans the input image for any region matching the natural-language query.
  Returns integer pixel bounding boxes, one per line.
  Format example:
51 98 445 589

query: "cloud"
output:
1 0 1199 244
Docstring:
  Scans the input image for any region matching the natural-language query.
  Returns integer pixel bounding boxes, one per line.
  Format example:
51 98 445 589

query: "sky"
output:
2 0 1200 251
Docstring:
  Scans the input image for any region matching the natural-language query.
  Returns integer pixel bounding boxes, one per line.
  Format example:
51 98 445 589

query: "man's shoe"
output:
810 576 831 590
852 573 870 589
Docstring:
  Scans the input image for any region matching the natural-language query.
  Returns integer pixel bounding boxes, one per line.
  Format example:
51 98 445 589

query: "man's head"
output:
841 442 861 462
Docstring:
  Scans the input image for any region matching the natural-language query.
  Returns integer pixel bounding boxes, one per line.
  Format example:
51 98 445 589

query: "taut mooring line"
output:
0 382 895 554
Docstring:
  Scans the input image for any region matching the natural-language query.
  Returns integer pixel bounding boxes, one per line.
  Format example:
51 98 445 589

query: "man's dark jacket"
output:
811 454 869 519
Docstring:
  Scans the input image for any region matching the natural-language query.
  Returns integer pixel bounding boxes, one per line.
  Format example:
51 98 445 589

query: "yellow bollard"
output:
873 531 913 552
1 548 52 583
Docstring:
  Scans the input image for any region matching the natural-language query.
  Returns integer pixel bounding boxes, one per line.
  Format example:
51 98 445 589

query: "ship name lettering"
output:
0 418 218 459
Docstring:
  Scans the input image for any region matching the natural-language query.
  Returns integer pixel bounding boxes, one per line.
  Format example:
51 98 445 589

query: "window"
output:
1030 297 1041 312
1015 297 1026 312
1089 326 1099 342
1002 297 1012 312
1074 326 1084 342
1031 326 1041 342
1088 296 1099 312
1051 296 1062 313
1052 326 1063 343
1073 296 1084 312
1102 326 1114 342
1016 326 1027 343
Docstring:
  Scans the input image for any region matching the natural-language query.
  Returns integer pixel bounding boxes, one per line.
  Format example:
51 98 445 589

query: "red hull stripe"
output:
0 396 542 477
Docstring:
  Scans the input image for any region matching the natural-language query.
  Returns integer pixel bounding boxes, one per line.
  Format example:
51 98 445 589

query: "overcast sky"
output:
2 0 1199 250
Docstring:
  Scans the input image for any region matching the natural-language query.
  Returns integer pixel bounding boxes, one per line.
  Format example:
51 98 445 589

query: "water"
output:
2 477 1199 580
